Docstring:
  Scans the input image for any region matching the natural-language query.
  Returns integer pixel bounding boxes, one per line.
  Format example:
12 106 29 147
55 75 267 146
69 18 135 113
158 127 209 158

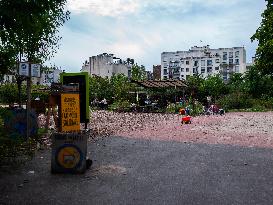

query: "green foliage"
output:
0 0 70 74
166 103 180 113
227 73 247 93
89 75 112 103
244 66 273 98
89 74 136 105
0 83 49 104
216 92 253 111
186 74 206 102
32 84 49 102
251 0 273 75
131 64 146 81
0 46 17 76
0 83 27 104
201 75 228 101
108 100 131 112
111 74 133 101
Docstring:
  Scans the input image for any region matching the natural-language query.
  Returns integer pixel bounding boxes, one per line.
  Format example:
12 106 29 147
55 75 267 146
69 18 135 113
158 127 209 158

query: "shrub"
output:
216 92 253 111
166 103 179 113
108 100 131 112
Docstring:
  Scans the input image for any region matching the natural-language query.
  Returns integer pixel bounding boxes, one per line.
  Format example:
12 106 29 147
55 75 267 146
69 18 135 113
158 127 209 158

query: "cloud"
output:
47 0 266 72
67 0 140 17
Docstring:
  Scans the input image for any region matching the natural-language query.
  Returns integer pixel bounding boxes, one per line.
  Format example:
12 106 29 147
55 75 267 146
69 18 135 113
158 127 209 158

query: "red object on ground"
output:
182 116 191 124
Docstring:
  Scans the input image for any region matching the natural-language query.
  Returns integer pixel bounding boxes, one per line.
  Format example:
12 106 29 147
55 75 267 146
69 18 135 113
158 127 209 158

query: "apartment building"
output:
81 53 132 78
161 45 246 80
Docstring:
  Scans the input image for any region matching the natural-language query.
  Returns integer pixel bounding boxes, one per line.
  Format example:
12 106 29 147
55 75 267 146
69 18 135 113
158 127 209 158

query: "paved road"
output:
1 136 273 205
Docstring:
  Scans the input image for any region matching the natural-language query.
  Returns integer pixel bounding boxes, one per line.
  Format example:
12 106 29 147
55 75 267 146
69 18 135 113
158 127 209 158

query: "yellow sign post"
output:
60 93 80 132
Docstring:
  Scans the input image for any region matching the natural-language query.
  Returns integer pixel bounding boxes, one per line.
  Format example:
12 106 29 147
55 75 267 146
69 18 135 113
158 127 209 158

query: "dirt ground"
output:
89 111 273 148
2 111 273 205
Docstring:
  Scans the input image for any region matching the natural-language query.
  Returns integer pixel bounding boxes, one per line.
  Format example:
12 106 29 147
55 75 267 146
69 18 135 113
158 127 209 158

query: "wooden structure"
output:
131 79 188 88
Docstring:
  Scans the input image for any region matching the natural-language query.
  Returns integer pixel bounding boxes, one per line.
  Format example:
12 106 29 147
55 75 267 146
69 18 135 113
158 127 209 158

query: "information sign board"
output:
60 93 80 132
19 62 29 76
31 64 41 77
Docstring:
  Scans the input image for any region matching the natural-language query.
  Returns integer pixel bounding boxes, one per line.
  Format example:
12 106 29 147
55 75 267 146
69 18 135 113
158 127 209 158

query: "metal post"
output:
26 62 31 139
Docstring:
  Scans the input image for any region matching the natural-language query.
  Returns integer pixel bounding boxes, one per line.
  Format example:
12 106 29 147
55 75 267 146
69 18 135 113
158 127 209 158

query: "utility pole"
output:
26 62 31 139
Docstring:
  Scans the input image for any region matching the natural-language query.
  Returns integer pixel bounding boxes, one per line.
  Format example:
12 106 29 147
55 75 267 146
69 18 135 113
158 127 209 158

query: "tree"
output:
201 75 228 102
0 47 17 76
0 0 70 67
131 64 146 81
251 0 273 75
110 74 132 101
227 73 247 93
244 66 273 98
186 74 205 103
89 75 113 103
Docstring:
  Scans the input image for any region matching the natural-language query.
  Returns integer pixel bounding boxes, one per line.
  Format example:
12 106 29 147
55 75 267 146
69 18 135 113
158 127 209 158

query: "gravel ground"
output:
88 111 273 148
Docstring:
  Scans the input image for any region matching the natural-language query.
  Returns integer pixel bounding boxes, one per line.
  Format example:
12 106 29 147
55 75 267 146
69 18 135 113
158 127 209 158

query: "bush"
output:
216 92 253 111
166 103 179 113
108 100 131 112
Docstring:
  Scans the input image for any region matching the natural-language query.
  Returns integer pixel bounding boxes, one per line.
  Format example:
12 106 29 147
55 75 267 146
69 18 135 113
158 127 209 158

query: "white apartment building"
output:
161 45 246 81
81 53 132 78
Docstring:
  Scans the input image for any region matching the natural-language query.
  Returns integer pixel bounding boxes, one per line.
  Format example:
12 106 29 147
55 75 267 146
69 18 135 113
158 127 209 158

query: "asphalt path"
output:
1 136 273 205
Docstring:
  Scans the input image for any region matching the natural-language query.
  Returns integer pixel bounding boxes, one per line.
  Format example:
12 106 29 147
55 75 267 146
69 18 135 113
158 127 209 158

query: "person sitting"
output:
185 106 190 115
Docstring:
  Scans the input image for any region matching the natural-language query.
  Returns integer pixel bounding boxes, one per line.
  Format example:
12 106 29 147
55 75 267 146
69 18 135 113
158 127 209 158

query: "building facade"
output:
81 53 132 78
161 46 246 80
0 69 62 86
153 65 161 80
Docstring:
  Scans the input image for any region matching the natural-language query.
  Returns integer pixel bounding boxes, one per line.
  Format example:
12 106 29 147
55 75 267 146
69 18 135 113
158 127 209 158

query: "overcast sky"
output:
46 0 266 72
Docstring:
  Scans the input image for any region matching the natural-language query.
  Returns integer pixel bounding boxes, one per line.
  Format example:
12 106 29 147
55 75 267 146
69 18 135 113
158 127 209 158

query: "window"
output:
235 51 239 58
194 61 198 66
181 61 184 64
235 65 239 72
181 75 184 78
164 69 168 75
201 67 205 73
215 67 219 71
235 59 239 65
229 52 233 58
207 60 212 66
193 68 196 73
215 59 220 63
229 59 233 64
186 75 190 80
186 61 189 65
223 52 227 60
174 68 180 73
207 67 212 73
186 68 189 72
181 68 184 72
201 60 205 66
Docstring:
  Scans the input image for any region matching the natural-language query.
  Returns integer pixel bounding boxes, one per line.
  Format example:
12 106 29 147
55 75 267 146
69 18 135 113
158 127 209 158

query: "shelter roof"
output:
132 79 188 88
